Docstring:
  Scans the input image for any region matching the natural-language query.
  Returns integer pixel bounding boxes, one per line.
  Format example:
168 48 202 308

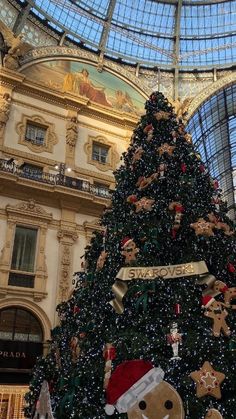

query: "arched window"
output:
0 308 43 342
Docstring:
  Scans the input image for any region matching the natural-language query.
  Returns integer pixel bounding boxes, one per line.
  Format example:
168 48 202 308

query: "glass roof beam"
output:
98 0 116 66
13 1 32 36
173 0 182 99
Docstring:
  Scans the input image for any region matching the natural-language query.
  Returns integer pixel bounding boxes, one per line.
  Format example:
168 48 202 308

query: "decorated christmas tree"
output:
25 92 236 419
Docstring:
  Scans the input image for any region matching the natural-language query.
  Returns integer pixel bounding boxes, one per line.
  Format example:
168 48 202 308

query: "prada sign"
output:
0 340 42 371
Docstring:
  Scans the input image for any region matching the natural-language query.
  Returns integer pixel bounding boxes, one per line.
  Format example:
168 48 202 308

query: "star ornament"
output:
157 143 176 157
134 197 155 213
190 218 215 237
190 361 225 399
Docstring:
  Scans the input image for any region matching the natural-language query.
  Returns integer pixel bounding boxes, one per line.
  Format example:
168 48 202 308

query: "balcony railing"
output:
0 159 112 199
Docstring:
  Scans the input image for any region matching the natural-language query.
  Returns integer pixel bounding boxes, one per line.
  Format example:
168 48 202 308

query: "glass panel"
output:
25 123 46 145
0 308 43 342
11 226 37 272
92 143 109 163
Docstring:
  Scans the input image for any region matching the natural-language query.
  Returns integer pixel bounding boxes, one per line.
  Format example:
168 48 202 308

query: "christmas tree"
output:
25 92 236 419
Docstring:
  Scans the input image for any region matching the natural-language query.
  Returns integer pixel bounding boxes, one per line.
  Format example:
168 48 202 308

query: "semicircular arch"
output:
0 298 52 341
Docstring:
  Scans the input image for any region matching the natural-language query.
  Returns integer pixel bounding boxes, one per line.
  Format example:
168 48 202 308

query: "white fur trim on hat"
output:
105 404 115 415
115 367 164 413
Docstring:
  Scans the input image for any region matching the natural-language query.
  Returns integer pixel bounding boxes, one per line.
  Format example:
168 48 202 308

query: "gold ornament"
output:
190 361 225 399
157 143 175 157
131 147 144 163
96 250 108 271
154 110 171 120
190 218 215 237
134 197 155 213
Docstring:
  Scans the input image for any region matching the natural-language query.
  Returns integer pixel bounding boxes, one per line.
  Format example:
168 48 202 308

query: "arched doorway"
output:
0 307 43 384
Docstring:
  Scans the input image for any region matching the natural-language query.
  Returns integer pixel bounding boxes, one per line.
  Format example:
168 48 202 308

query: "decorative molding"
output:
0 199 52 302
83 219 102 243
187 73 236 120
57 228 78 303
16 114 58 153
6 199 53 222
84 135 120 172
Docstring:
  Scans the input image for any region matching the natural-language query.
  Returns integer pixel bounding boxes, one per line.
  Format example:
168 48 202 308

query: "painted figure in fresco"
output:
63 68 111 107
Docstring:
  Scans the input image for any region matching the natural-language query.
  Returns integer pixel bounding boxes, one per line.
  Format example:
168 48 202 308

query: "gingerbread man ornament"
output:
105 360 185 418
205 409 223 419
202 296 231 338
121 238 139 264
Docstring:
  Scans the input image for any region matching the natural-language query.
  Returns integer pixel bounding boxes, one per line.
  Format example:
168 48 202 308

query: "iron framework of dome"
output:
11 0 236 70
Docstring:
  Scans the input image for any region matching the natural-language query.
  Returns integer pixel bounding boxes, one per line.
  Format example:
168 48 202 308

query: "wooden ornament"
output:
158 143 175 157
134 197 155 213
205 408 223 419
128 381 185 419
190 218 215 237
190 361 225 399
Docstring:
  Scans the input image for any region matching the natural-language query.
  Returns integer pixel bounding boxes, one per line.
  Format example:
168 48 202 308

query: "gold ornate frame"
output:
16 114 58 153
84 135 119 172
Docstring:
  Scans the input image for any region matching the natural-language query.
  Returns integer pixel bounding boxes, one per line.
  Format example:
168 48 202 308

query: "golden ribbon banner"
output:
109 261 211 314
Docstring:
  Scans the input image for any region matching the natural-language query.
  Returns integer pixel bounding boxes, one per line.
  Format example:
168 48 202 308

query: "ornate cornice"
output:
6 199 53 222
187 73 236 119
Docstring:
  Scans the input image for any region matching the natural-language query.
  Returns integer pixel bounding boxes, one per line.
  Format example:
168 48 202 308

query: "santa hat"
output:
202 295 215 308
105 360 164 415
121 237 133 248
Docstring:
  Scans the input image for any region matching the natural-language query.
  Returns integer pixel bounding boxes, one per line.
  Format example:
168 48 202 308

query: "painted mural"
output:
22 60 146 115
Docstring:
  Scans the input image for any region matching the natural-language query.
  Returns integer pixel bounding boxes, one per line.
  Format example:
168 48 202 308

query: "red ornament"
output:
174 303 181 315
175 204 184 213
127 194 137 204
227 263 236 273
181 163 187 173
213 179 219 190
73 306 80 314
199 164 205 172
171 229 177 239
103 344 116 361
79 332 86 339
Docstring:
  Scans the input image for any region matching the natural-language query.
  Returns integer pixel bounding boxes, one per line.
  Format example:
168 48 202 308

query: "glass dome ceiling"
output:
20 0 236 70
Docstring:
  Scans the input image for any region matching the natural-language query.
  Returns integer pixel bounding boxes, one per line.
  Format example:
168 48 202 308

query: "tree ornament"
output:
167 322 182 360
103 343 116 389
127 194 138 204
96 250 108 271
212 194 222 212
190 361 225 399
211 179 219 190
215 222 234 236
143 123 154 142
184 132 192 143
227 262 236 273
158 143 175 157
134 197 155 213
205 408 223 419
154 110 171 121
169 201 184 234
136 173 158 190
201 296 231 338
132 147 144 164
121 237 139 264
33 381 54 419
199 163 206 173
174 303 181 315
181 162 187 173
73 306 80 314
190 218 215 237
105 360 185 418
70 336 81 363
158 163 167 179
